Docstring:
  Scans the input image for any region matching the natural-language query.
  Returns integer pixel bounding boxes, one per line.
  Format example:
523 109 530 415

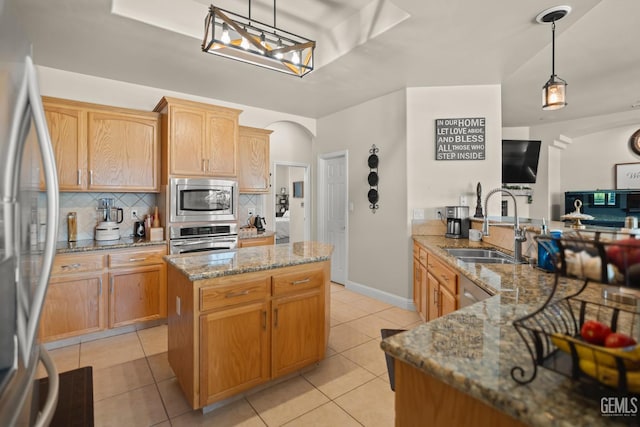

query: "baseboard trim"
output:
345 280 415 311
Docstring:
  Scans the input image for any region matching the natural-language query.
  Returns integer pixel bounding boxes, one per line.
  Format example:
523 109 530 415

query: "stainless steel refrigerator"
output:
0 0 60 425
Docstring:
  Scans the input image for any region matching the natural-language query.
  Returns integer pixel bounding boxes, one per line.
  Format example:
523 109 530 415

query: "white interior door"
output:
325 155 347 284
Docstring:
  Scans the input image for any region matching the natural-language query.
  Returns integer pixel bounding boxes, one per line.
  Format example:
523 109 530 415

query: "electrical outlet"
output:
131 209 138 220
435 209 443 219
248 207 255 216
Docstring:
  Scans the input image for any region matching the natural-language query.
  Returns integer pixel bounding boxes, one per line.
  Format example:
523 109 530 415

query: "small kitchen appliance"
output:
445 206 470 239
254 215 266 232
95 198 124 241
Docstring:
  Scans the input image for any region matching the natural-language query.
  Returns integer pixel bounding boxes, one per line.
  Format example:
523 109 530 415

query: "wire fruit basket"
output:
511 232 640 398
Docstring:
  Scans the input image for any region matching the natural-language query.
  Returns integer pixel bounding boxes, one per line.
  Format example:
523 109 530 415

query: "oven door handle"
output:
171 240 211 246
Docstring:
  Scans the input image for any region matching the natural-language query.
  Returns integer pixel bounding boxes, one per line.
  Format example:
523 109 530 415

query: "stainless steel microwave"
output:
169 177 238 223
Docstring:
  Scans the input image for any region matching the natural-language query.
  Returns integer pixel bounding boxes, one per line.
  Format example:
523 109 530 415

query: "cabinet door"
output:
272 289 323 378
200 301 270 406
39 272 105 342
109 263 167 328
238 127 270 193
42 102 87 190
413 258 422 320
419 264 428 321
206 112 237 177
426 272 439 321
88 111 160 191
440 286 457 317
170 105 206 176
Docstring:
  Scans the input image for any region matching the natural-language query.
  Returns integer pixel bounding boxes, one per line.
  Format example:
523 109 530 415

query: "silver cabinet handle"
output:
225 289 250 298
98 277 102 295
262 311 267 330
291 278 311 285
89 170 93 185
433 289 439 306
274 308 279 327
109 276 114 294
77 169 82 185
128 257 146 262
202 159 207 172
61 263 81 270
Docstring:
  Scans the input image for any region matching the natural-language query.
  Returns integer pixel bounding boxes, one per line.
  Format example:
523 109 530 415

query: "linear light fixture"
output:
202 1 315 77
536 5 571 110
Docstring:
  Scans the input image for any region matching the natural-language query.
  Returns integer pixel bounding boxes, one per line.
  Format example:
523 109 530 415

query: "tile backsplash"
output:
45 192 157 242
45 192 265 241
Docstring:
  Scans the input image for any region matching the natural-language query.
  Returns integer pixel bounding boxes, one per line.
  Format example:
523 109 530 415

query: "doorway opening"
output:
273 162 310 244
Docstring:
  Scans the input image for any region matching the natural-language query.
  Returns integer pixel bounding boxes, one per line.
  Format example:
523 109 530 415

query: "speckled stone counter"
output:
381 236 631 427
55 238 167 254
165 241 333 281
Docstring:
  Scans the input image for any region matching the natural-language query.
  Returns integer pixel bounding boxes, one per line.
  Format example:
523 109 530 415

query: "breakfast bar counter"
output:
381 236 633 427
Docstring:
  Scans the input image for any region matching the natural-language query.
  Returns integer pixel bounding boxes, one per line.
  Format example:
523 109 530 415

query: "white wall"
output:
288 167 305 242
407 85 503 220
315 89 409 301
37 66 316 134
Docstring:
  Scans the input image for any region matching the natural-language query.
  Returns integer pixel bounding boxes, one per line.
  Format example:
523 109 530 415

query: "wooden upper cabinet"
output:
42 102 87 190
88 111 159 192
42 97 160 192
154 97 241 181
238 126 272 193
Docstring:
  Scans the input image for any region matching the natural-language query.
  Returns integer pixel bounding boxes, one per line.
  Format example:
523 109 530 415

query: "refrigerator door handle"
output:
22 56 60 357
34 347 59 427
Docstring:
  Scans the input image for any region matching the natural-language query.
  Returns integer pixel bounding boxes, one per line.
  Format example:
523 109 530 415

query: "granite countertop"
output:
55 237 167 254
165 241 333 281
381 235 631 427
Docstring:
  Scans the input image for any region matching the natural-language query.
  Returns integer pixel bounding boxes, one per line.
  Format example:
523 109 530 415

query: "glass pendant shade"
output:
542 75 567 110
202 5 315 77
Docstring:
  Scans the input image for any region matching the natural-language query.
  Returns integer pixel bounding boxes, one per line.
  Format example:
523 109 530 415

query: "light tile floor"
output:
40 283 421 426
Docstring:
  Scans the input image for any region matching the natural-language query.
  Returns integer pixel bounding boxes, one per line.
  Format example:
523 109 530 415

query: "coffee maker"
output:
95 198 124 241
445 206 469 239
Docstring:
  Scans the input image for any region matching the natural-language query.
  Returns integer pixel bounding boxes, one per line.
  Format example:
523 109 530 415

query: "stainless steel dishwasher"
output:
459 275 493 307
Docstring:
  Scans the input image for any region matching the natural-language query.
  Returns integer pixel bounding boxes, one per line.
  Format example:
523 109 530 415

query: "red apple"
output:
580 320 612 345
604 332 637 348
606 238 640 271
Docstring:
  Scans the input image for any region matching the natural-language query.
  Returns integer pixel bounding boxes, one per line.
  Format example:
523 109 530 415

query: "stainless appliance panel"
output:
459 275 492 308
169 235 238 255
169 177 238 223
0 1 60 424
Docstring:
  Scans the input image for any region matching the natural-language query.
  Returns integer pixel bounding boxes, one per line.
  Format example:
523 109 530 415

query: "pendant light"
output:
536 6 571 110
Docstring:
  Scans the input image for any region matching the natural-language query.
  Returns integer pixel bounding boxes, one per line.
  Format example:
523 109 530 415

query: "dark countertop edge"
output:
168 254 332 282
55 239 167 254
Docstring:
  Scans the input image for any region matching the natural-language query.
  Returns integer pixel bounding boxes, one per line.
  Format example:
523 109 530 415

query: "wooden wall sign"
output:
435 117 485 161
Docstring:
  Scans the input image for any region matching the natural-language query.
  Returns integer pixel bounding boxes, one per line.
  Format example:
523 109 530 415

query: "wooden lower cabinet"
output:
39 272 106 341
272 289 323 378
238 234 274 248
413 241 459 321
200 301 270 405
41 246 167 342
168 261 330 409
109 264 167 328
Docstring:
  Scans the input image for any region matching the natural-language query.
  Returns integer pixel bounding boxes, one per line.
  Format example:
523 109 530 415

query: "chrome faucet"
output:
482 188 527 263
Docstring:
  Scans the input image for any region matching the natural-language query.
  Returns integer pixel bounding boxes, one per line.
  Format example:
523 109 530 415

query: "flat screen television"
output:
502 139 541 184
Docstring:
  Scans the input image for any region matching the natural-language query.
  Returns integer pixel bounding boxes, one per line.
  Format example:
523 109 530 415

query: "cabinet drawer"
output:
427 255 457 294
201 277 270 312
109 246 167 268
239 235 274 248
51 253 105 275
272 265 324 296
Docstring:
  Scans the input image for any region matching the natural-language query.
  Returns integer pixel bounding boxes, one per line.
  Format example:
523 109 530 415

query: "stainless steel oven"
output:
169 177 238 223
169 223 238 255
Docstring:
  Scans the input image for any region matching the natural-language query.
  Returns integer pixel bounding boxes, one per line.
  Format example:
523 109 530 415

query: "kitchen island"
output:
381 236 634 427
165 242 332 410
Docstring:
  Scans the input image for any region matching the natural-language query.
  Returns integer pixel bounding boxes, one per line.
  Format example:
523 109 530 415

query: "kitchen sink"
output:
445 248 518 264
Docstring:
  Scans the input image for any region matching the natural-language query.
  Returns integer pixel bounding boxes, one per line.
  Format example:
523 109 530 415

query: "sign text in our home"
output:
435 117 485 161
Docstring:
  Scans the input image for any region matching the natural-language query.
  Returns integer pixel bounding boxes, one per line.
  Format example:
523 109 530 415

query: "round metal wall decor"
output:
629 128 640 156
368 144 379 212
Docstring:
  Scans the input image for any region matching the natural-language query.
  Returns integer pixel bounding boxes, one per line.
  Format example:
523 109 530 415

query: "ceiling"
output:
10 0 640 127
